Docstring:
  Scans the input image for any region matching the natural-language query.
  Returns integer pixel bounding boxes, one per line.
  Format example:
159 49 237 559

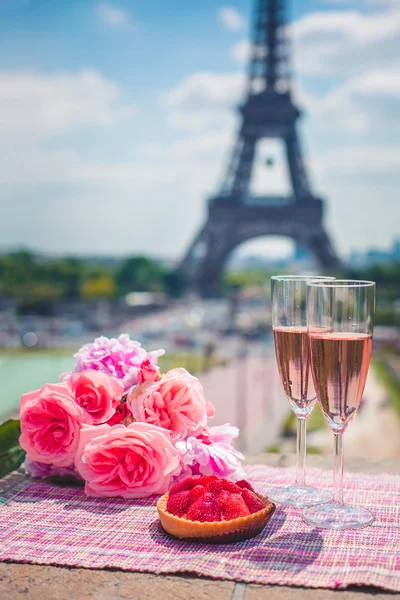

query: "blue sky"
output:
0 0 399 262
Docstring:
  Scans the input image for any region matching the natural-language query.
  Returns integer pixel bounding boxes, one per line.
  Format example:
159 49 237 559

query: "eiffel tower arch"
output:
180 0 341 294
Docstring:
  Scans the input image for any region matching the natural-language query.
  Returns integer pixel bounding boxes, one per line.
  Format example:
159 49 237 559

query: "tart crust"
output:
157 492 276 544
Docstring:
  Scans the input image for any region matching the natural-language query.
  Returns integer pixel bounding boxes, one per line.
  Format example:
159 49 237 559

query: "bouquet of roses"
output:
19 334 244 499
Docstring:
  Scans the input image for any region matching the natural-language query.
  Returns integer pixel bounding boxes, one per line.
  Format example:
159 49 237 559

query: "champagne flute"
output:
269 275 334 507
302 280 375 529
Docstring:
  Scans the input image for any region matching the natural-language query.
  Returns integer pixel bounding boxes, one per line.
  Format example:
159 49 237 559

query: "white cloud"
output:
0 69 138 185
305 67 400 133
291 7 400 76
161 70 245 134
281 5 400 136
0 68 235 235
162 71 245 110
232 5 400 79
97 3 130 27
231 39 250 63
219 6 245 31
161 59 400 144
366 0 397 6
0 133 227 258
0 70 134 137
314 145 400 176
0 145 167 185
0 111 230 191
142 131 232 160
293 8 400 43
0 118 232 257
0 66 245 258
166 110 235 131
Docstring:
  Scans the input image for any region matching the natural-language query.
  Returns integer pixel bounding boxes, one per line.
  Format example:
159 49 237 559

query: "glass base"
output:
302 502 374 530
268 485 332 508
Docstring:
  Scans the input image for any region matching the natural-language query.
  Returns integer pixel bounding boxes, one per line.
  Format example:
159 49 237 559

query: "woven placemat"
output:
0 465 399 591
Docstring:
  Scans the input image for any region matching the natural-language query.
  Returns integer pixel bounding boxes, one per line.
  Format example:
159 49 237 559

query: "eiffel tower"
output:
180 0 341 294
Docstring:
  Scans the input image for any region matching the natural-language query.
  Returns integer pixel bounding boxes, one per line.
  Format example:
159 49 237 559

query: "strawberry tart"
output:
157 475 275 543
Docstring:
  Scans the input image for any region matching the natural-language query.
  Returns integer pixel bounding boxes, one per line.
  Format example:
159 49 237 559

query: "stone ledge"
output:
0 564 235 600
245 584 397 600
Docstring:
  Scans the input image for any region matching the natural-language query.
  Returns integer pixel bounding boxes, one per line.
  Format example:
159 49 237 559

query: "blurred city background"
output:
1 0 399 459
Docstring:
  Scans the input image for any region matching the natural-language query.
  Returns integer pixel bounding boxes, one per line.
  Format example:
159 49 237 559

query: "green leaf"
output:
0 420 25 478
0 447 26 479
0 419 21 454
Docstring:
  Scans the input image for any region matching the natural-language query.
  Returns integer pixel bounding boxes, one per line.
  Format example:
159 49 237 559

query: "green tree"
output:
81 276 116 301
163 269 186 298
116 256 167 295
48 258 84 300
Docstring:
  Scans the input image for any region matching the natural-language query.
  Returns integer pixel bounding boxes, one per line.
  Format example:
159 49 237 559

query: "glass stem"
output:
296 418 306 487
333 433 344 506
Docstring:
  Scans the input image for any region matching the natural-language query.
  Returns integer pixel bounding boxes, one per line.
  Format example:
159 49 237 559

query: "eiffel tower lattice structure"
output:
180 0 341 294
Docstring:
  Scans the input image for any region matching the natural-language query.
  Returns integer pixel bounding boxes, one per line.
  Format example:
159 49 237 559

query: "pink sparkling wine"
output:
273 326 316 417
309 332 372 434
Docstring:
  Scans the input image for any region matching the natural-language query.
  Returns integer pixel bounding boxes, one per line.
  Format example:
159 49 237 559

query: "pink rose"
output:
20 382 87 467
127 367 209 442
137 359 161 384
106 401 134 426
75 422 181 498
69 369 124 424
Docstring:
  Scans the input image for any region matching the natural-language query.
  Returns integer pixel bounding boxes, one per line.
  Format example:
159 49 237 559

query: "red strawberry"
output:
169 475 201 496
187 491 221 522
217 491 232 513
241 488 265 514
188 485 206 507
235 479 255 493
167 475 262 522
218 491 250 520
167 490 190 517
222 480 242 494
207 479 224 495
197 475 218 489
